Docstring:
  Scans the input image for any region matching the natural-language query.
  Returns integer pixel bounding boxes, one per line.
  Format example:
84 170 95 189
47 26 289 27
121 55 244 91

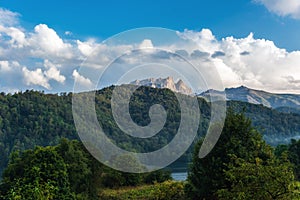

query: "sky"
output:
1 0 300 93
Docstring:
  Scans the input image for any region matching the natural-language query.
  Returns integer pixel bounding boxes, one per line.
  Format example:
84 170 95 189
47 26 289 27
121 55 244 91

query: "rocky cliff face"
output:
130 77 193 95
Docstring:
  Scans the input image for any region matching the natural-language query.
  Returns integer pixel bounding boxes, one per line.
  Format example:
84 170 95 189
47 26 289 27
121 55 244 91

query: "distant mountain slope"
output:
199 86 300 110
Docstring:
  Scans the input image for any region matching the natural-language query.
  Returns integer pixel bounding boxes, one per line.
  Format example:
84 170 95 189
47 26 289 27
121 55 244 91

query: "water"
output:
171 172 188 181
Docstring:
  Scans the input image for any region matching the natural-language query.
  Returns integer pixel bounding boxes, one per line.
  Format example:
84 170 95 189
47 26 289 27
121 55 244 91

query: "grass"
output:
98 180 186 200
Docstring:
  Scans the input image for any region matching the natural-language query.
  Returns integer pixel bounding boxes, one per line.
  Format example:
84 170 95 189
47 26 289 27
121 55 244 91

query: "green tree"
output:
287 139 300 180
186 110 273 199
55 139 92 196
1 146 74 199
56 138 106 198
217 155 298 199
143 169 172 184
102 154 146 188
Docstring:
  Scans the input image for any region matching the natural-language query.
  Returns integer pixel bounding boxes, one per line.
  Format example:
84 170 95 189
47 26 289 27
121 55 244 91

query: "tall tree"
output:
186 110 273 199
217 155 298 199
287 139 300 180
1 146 74 199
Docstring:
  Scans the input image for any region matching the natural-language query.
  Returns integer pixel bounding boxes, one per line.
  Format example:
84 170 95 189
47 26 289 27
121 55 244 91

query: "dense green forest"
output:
0 86 300 176
0 138 172 199
1 111 300 199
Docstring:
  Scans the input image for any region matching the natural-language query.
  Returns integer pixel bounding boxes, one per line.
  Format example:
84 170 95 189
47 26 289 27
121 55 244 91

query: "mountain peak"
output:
130 77 193 95
238 85 247 89
226 85 248 91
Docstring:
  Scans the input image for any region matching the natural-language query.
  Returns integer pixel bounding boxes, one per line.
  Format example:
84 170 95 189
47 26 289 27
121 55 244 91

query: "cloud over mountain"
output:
0 8 300 94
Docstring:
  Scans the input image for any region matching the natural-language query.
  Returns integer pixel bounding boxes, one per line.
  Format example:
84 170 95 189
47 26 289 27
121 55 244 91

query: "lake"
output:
171 172 188 181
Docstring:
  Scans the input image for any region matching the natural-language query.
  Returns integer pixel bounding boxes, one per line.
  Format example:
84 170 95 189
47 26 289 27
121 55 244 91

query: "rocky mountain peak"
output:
130 77 193 95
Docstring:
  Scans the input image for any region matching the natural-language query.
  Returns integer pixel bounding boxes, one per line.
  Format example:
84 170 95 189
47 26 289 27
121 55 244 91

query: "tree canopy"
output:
186 110 298 199
0 138 172 199
0 87 300 176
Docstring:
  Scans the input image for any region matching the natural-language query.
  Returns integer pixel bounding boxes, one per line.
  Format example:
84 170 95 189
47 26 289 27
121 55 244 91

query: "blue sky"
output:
2 0 300 50
1 0 300 93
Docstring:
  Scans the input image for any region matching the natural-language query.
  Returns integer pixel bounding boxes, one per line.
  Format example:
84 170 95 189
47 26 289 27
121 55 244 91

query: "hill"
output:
0 86 300 175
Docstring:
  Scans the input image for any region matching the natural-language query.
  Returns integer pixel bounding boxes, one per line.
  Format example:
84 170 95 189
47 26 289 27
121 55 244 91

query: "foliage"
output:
55 139 103 199
0 86 299 198
0 138 173 199
0 91 76 176
0 146 74 199
227 101 300 145
0 139 105 199
186 110 274 199
275 139 300 181
99 180 186 200
0 87 300 175
217 156 298 199
143 169 172 184
287 139 300 180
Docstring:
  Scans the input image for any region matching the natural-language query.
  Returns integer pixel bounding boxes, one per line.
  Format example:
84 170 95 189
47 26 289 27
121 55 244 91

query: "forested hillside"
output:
0 86 300 175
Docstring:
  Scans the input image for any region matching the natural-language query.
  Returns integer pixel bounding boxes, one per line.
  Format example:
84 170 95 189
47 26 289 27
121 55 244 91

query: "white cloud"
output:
0 61 10 71
44 67 66 83
0 8 20 26
255 0 300 19
0 60 20 71
77 39 96 57
139 39 154 49
179 30 300 93
43 60 66 83
1 7 300 94
21 60 66 89
22 67 50 89
0 25 27 48
72 70 93 88
28 24 73 59
177 29 219 53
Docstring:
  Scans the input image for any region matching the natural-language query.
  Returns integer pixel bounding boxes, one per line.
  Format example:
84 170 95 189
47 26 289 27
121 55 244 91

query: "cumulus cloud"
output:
0 26 27 48
139 39 154 49
72 70 93 88
77 39 97 57
21 60 66 89
177 29 219 53
22 67 50 89
178 30 300 93
1 7 300 94
0 60 20 71
44 67 65 83
255 0 300 19
43 60 66 83
28 24 73 59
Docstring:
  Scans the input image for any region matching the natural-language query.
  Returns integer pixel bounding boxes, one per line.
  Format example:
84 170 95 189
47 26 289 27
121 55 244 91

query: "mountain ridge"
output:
130 76 193 95
199 85 300 111
129 77 300 111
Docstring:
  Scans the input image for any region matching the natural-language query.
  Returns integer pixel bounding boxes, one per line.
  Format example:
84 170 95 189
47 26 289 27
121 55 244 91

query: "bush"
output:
99 180 186 200
143 169 172 184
